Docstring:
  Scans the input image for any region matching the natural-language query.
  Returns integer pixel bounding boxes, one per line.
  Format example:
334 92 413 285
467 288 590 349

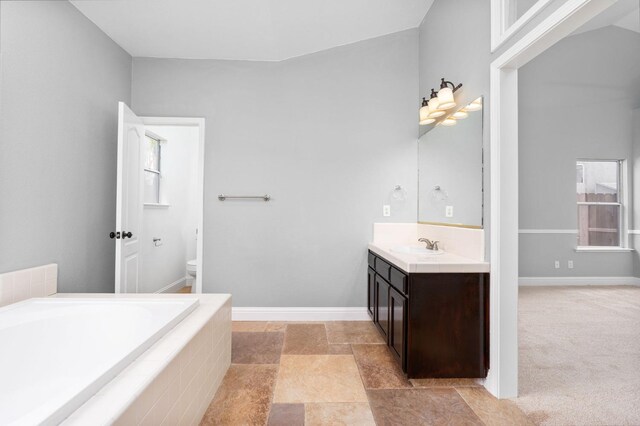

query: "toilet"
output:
186 259 197 288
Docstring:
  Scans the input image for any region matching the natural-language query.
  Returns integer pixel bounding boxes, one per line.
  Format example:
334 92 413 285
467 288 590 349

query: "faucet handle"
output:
431 241 440 251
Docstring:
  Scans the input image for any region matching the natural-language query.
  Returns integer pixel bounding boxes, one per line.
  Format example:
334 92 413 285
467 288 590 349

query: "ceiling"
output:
572 0 639 35
71 0 434 61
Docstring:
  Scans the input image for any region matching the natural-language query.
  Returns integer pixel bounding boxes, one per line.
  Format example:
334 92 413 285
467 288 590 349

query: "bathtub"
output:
0 297 199 425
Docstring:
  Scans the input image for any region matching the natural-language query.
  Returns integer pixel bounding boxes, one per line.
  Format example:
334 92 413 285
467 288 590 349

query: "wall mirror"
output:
418 96 484 228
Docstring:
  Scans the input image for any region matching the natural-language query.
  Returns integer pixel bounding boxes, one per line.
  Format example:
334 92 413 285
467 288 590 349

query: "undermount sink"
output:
391 246 444 255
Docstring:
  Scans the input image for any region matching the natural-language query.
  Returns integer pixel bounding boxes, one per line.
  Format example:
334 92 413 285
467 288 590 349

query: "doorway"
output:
514 1 640 422
114 103 205 294
488 0 617 398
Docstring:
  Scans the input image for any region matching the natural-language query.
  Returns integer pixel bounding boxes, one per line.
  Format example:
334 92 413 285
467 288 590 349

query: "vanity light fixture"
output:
419 98 435 125
419 79 463 125
436 78 463 110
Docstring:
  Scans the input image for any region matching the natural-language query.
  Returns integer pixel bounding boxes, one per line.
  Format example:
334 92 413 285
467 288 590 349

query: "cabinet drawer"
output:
375 257 391 280
390 267 408 295
368 252 376 268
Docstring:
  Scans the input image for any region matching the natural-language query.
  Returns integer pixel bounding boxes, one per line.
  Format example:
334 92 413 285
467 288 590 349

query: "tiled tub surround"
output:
0 263 57 307
53 294 232 426
370 223 489 273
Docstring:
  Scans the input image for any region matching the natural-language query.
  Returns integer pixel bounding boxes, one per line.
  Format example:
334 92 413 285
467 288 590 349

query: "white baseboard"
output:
519 276 640 286
232 307 370 321
156 276 188 294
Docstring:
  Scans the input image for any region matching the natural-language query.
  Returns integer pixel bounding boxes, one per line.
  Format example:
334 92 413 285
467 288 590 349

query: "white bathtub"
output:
0 297 199 426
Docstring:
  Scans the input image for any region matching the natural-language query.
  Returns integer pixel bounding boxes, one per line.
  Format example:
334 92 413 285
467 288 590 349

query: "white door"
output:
114 102 144 293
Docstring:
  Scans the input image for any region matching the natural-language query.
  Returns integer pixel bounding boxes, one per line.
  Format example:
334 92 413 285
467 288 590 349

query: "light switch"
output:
383 205 391 217
445 206 453 217
554 260 560 269
568 260 574 269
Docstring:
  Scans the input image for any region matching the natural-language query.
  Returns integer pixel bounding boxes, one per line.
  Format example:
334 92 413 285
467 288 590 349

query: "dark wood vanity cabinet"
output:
367 250 489 378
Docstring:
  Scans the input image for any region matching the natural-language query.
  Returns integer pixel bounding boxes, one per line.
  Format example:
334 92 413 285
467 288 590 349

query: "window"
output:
491 0 553 51
576 160 622 247
144 133 162 204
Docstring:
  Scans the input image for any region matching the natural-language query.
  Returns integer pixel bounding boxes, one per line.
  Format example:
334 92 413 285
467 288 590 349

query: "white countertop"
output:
368 243 490 273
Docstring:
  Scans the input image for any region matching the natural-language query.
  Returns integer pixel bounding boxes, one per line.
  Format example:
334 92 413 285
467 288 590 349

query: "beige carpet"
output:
516 286 640 425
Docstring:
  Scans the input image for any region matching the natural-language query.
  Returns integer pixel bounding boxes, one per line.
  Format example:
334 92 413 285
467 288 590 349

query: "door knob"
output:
109 232 121 239
122 231 133 239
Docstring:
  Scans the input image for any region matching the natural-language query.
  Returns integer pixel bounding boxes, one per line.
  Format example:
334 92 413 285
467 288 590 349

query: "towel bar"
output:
218 194 270 201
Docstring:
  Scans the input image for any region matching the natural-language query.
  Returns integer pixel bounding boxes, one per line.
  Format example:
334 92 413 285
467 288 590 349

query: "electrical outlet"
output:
568 260 574 269
554 260 560 269
445 206 453 217
383 205 391 217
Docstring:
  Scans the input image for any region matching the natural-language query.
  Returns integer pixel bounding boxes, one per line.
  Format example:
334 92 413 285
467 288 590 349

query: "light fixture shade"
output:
452 110 468 119
437 87 456 110
419 105 430 122
428 96 439 109
419 117 436 125
428 99 445 118
442 117 457 126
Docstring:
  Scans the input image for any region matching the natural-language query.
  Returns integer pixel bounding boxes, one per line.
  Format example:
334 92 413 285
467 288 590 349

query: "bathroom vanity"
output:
369 93 489 378
367 224 490 379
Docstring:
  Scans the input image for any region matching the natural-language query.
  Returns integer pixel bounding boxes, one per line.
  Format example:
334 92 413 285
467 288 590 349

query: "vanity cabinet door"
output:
375 275 390 341
389 285 407 370
367 267 376 320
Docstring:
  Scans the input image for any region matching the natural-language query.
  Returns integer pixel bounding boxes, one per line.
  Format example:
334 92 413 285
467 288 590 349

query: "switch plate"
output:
554 260 560 269
568 260 574 269
445 206 453 217
383 205 391 217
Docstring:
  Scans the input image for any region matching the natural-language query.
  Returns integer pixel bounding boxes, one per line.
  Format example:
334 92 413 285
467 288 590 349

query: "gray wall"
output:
418 0 492 254
132 30 419 306
0 1 132 292
519 27 640 277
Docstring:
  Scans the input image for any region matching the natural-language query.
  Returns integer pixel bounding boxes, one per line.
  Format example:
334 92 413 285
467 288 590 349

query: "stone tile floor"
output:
200 321 533 425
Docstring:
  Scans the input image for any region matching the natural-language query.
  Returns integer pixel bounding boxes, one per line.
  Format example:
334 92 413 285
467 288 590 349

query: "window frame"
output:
490 0 554 52
144 131 166 206
576 159 624 249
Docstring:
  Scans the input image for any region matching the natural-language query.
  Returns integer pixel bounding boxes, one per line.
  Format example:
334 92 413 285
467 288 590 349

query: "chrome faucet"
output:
418 238 439 251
